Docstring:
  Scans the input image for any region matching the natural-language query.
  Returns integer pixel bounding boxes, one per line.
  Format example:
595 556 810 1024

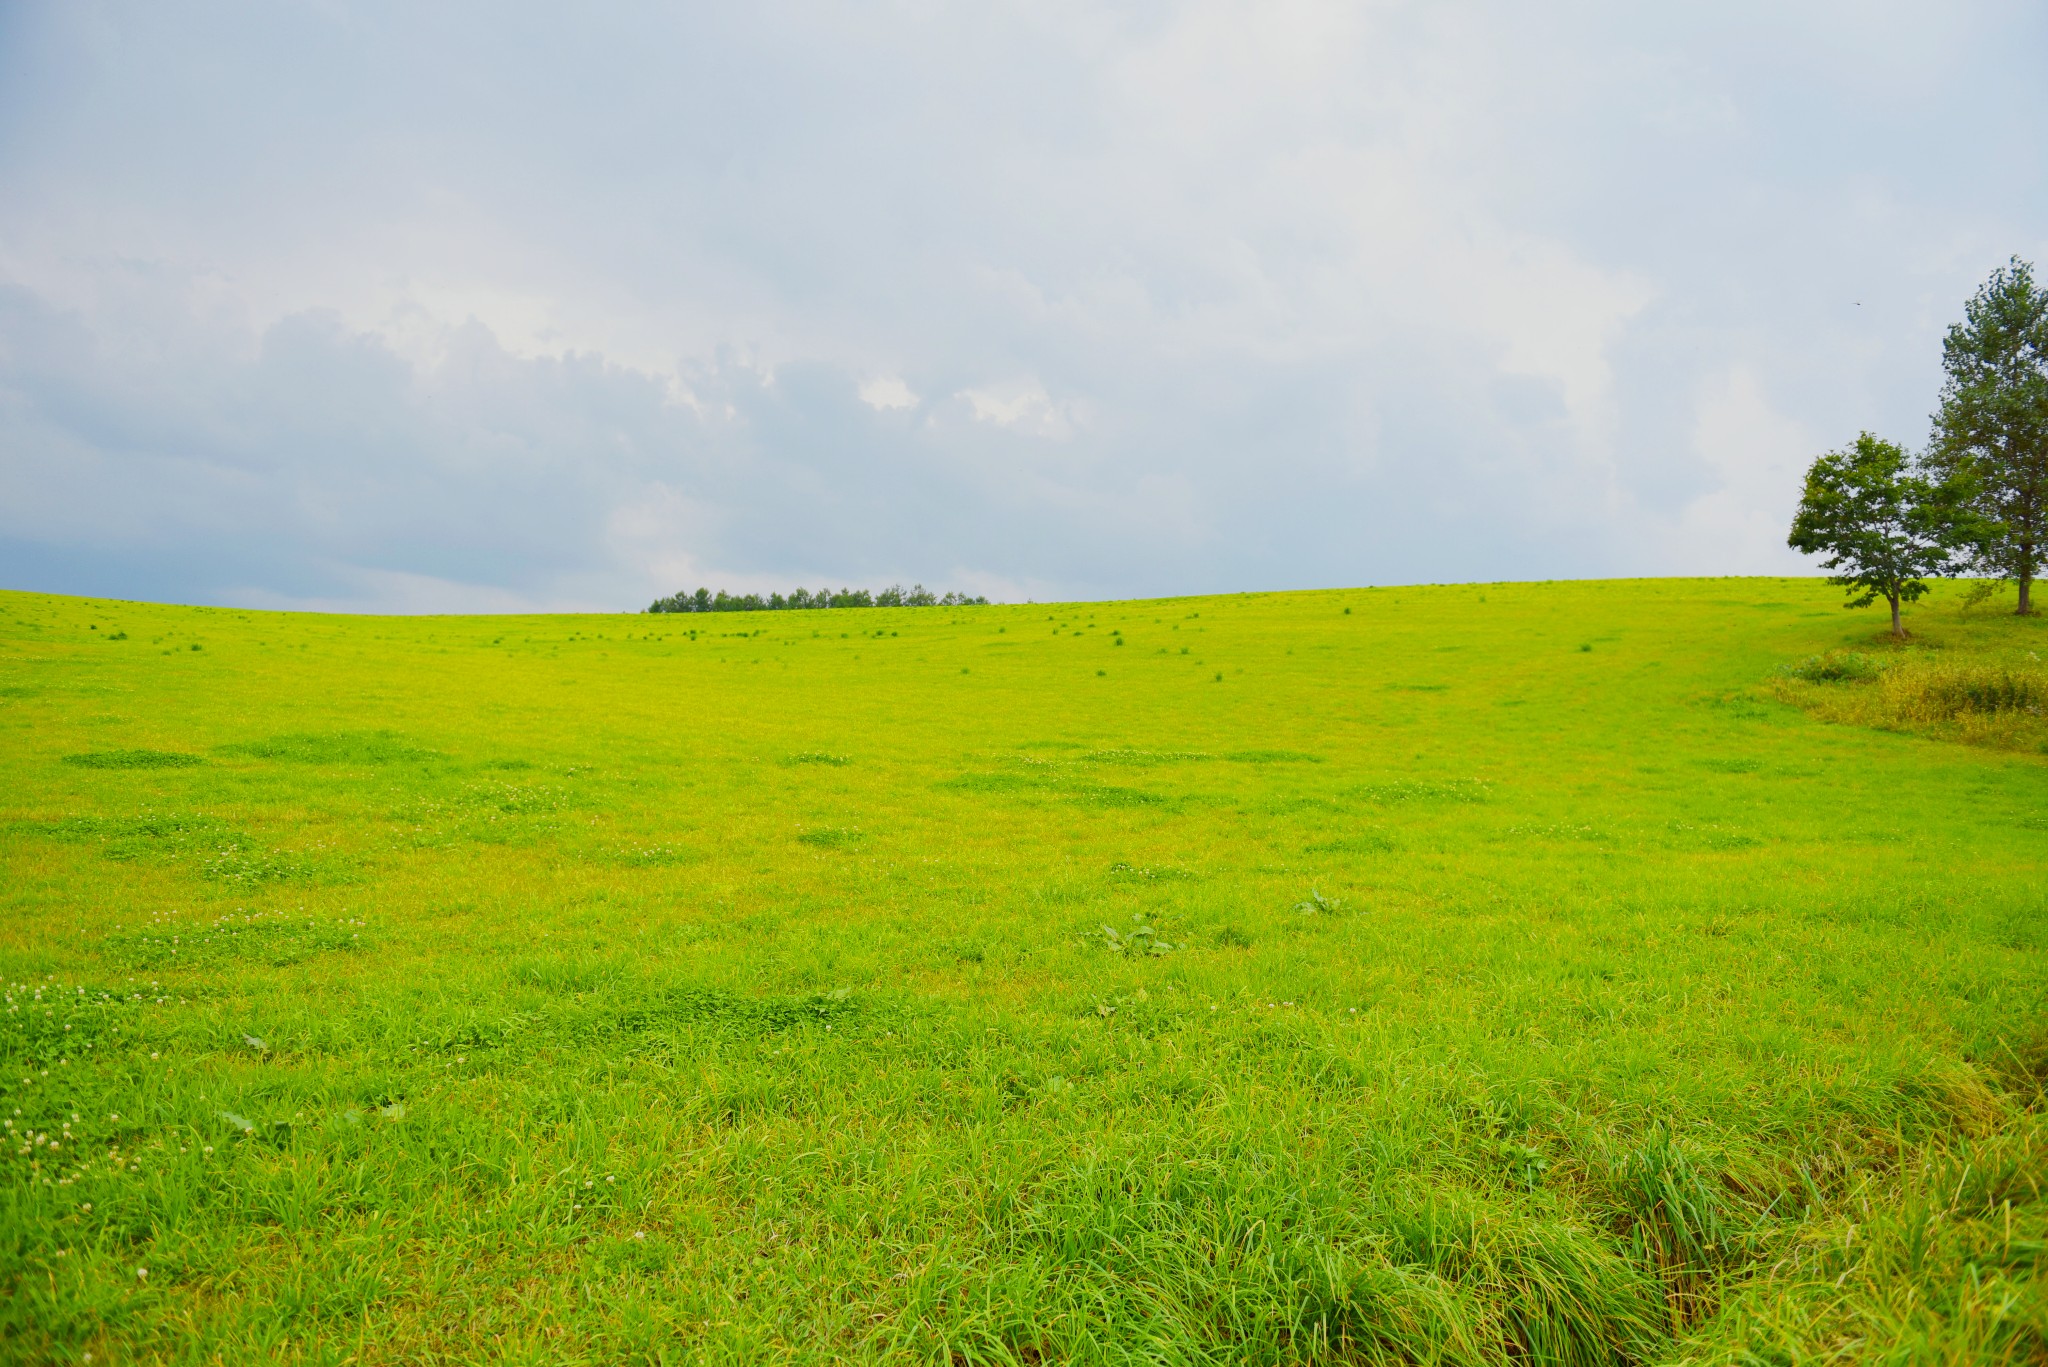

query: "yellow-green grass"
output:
1 578 2043 1365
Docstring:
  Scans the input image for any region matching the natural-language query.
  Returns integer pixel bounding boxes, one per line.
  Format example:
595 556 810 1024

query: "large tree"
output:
1788 433 1972 639
1928 257 2048 614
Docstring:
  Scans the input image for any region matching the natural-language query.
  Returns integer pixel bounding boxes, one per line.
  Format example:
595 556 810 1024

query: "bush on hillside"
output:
1781 652 1883 683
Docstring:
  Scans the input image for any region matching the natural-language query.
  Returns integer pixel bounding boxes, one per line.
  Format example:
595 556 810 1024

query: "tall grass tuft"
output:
1611 1128 1752 1331
1895 661 2047 718
1776 652 2048 751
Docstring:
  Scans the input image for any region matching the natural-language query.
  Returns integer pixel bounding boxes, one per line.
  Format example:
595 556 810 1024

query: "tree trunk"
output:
1890 594 1904 639
2020 570 2034 616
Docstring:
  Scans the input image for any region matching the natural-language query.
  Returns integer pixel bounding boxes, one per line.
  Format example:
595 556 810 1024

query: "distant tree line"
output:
1790 257 2048 636
645 584 991 614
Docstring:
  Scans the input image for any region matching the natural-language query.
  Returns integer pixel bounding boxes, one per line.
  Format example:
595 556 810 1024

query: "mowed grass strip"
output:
0 579 2044 1364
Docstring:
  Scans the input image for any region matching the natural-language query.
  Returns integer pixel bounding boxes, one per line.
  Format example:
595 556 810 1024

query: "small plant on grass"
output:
1294 886 1344 914
1782 651 1883 683
1099 915 1176 956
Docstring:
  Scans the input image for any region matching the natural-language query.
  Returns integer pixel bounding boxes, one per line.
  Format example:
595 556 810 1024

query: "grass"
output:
1774 601 2048 754
1 577 2044 1365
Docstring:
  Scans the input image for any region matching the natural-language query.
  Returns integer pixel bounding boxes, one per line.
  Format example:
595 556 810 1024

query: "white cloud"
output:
1664 366 1817 573
857 375 919 411
958 379 1081 439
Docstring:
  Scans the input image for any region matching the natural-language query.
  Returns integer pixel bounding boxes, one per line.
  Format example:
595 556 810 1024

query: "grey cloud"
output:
0 1 2043 609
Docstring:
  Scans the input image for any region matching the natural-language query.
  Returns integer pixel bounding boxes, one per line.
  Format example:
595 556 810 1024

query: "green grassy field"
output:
1 577 2044 1365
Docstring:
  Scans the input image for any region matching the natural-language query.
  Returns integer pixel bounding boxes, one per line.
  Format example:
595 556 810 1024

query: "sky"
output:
1 2 2043 612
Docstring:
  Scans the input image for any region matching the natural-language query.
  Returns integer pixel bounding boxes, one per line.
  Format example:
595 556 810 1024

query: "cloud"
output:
1665 366 1820 573
0 0 2043 610
857 376 919 412
958 379 1080 439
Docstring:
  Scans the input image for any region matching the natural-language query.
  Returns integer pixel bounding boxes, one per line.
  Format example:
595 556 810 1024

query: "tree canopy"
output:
1928 256 2048 614
646 584 990 614
1787 433 1974 638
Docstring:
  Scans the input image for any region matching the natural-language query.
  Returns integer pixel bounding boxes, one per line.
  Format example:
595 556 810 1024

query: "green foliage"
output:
1781 651 1882 682
1787 432 1975 637
647 584 990 613
1929 256 2048 613
1098 914 1176 956
1293 886 1345 913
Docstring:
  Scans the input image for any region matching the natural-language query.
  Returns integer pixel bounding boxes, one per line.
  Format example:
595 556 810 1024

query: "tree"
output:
1928 257 2048 614
642 582 993 613
1787 433 1973 638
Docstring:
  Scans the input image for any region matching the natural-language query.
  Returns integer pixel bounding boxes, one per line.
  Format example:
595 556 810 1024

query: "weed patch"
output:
61 749 202 769
103 910 369 969
941 763 1171 809
29 811 239 860
796 826 864 849
1782 650 1883 682
1777 653 2048 751
1349 777 1490 804
1108 861 1196 881
1306 830 1397 853
598 842 701 867
216 730 439 764
0 980 143 1068
631 986 862 1038
1097 915 1178 956
196 839 354 885
1079 748 1209 766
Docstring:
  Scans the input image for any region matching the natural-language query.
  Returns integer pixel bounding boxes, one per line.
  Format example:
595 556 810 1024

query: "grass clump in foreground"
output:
1 578 2045 1364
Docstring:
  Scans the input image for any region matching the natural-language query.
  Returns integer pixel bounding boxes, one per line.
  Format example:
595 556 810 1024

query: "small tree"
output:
1787 433 1971 638
1928 257 2048 614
